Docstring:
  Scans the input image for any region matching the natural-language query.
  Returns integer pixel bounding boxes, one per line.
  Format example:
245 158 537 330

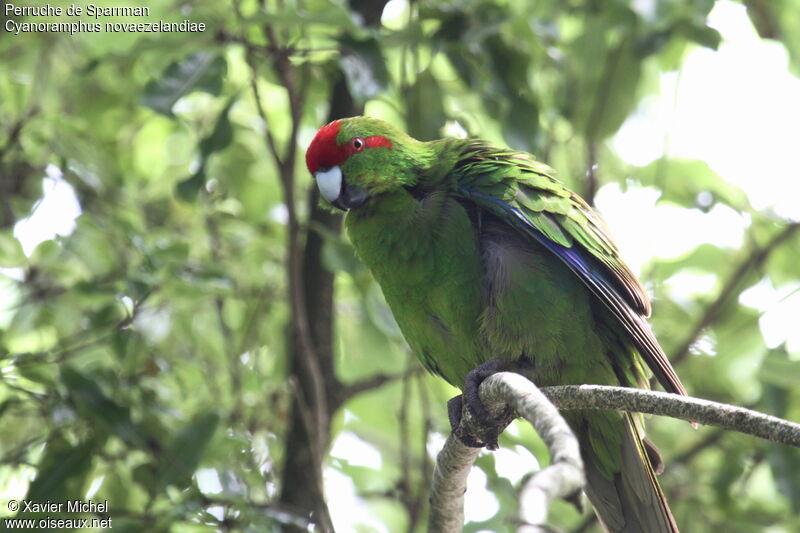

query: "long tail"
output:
582 413 679 533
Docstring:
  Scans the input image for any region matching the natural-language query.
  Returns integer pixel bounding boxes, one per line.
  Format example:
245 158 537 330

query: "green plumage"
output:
307 117 684 532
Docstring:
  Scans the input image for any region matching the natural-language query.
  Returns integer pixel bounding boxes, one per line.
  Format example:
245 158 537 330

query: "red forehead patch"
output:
305 120 393 174
306 121 343 174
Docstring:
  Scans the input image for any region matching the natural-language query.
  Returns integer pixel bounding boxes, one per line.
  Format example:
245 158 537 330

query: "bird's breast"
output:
345 191 486 386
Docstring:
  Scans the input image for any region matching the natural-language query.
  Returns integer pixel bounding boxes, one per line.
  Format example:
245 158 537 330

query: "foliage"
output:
1 0 799 531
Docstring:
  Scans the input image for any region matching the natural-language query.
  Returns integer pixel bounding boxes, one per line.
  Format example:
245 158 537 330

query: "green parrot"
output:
305 116 686 532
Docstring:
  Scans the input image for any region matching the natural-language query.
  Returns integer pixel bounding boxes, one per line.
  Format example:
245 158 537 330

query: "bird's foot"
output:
447 358 517 450
447 395 487 448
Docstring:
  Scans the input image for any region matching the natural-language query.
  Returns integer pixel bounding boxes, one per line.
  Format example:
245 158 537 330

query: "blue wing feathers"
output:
461 188 686 396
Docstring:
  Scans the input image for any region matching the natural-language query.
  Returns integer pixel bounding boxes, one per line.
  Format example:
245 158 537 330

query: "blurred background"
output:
1 0 800 531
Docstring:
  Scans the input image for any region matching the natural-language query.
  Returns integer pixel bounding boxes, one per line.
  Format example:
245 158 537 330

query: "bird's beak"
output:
314 166 369 211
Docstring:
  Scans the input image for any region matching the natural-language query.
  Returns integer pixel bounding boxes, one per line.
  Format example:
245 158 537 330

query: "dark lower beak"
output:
315 165 369 211
331 183 369 211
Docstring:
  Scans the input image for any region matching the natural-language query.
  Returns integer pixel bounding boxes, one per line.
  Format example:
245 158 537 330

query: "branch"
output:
429 373 585 533
429 374 800 532
335 368 420 408
428 434 480 533
236 6 331 529
543 384 800 448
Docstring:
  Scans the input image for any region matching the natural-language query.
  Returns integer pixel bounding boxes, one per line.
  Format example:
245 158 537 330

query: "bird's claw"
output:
448 395 489 448
447 358 517 450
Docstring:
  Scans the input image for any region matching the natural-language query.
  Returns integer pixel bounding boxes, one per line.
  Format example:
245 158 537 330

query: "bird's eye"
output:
351 137 365 152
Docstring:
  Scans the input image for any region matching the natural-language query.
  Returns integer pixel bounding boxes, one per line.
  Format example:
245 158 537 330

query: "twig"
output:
543 384 800 448
335 369 416 408
670 427 726 465
248 74 283 169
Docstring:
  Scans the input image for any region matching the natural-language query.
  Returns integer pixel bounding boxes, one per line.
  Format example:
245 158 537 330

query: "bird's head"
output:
305 116 420 211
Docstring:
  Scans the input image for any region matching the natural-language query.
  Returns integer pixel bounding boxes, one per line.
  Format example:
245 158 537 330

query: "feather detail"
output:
452 141 685 396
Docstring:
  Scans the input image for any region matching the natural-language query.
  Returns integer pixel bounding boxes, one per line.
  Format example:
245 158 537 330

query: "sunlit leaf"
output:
634 157 750 211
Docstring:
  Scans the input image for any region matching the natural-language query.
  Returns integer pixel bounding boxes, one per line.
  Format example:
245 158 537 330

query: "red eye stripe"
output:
306 120 393 174
364 136 392 150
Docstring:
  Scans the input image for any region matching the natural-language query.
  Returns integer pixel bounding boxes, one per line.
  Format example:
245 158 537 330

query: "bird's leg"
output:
448 358 518 450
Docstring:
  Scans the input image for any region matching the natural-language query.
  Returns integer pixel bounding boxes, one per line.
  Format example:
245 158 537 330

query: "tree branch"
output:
428 434 480 533
429 373 800 532
335 369 418 408
429 373 585 533
543 384 800 447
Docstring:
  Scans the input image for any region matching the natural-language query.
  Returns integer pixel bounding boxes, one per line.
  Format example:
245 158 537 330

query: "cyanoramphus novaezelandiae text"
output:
306 116 686 532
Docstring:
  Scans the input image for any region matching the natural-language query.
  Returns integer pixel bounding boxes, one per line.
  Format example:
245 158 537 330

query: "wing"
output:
453 142 686 396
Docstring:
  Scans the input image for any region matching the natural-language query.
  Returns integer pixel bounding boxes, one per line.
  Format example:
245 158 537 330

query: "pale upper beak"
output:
314 165 369 211
315 166 343 204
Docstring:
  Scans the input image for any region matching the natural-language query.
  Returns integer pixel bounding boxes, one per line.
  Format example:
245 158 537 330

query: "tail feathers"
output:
583 413 679 533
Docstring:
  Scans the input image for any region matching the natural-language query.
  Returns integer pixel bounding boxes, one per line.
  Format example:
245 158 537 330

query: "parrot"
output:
305 116 686 532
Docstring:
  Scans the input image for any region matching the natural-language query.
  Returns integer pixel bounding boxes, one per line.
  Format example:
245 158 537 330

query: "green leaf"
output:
25 436 94 505
759 345 800 390
765 228 800 286
62 367 146 448
581 35 642 141
766 436 800 512
141 52 227 116
404 69 446 141
175 170 206 202
652 243 732 280
0 231 25 267
157 412 220 488
634 158 750 211
199 97 236 157
15 357 54 386
502 97 541 153
762 363 800 511
252 4 357 32
673 19 721 50
175 97 236 201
